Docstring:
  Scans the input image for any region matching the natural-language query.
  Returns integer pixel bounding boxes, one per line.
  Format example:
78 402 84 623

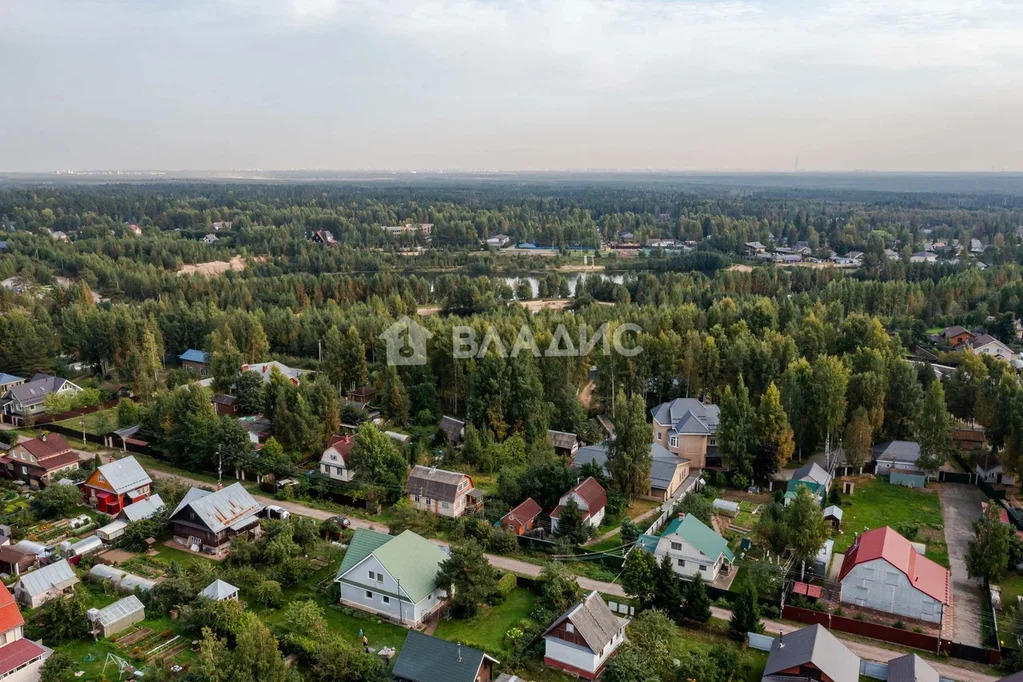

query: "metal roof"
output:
393 631 496 682
650 398 719 434
763 624 859 682
93 595 145 627
335 529 448 603
171 483 262 534
178 349 209 364
872 440 921 464
839 526 950 605
886 653 939 682
406 465 470 501
18 559 78 597
95 456 151 495
4 375 78 408
544 591 626 654
120 494 165 522
200 579 238 601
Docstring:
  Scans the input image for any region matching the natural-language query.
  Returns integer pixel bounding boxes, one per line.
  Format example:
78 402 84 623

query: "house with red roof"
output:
2 434 80 488
319 434 356 482
0 582 49 679
838 526 950 624
550 477 607 535
501 498 542 535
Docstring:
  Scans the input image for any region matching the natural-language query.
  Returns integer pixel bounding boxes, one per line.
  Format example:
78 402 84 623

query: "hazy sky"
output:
3 0 1023 172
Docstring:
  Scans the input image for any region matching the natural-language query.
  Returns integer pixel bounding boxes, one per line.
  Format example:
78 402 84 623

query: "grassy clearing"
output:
433 587 537 657
830 477 943 554
53 408 119 436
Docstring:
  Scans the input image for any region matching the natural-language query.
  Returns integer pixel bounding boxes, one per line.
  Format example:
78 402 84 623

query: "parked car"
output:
264 505 291 520
327 515 351 529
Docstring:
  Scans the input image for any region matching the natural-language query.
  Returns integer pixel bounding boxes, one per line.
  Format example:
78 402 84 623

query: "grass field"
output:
53 408 118 436
830 477 944 555
433 587 537 657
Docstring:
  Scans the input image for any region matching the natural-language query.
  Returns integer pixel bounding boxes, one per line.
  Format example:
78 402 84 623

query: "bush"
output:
495 572 517 600
487 527 518 555
893 619 905 629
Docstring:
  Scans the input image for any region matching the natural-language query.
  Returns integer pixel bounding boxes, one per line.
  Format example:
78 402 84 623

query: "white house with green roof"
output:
638 514 734 582
334 528 449 627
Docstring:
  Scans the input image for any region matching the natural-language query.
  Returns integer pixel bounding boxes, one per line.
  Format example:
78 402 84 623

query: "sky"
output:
2 0 1023 172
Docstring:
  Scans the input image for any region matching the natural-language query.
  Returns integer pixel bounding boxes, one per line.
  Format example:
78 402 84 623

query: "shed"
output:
200 579 239 602
15 559 79 608
88 595 145 637
97 520 129 542
823 505 843 530
712 499 740 516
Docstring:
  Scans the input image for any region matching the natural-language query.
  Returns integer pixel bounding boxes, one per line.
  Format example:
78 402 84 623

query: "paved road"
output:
938 483 987 647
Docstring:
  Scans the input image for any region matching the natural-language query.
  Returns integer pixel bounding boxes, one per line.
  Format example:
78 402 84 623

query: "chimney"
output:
40 434 46 442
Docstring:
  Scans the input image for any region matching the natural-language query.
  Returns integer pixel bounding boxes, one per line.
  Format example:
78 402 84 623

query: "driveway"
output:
938 483 986 647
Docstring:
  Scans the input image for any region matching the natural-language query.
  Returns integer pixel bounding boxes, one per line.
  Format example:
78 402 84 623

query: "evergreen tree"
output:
554 498 590 544
756 382 795 470
786 485 831 580
718 378 756 480
683 577 712 623
654 555 684 622
436 540 500 617
728 579 761 639
621 549 658 609
966 503 1013 583
209 322 243 393
607 390 652 497
917 380 952 477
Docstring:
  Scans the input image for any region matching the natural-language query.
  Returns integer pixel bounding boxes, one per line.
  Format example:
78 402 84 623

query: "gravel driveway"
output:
938 483 986 647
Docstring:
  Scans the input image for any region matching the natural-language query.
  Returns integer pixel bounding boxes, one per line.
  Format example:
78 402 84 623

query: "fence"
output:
3 398 120 428
890 471 927 488
642 473 700 538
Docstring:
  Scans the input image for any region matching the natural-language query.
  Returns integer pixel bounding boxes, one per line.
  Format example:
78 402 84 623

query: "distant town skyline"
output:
2 0 1022 172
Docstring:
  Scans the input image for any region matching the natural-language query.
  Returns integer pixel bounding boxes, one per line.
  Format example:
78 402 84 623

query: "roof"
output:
551 477 606 519
544 591 626 653
548 430 577 450
972 333 1007 350
7 434 78 472
839 527 950 604
0 545 35 567
942 325 971 338
872 441 921 464
650 398 719 434
574 442 686 491
406 465 472 501
763 624 858 682
94 456 151 495
392 631 496 682
439 416 465 441
170 483 262 534
321 434 356 466
211 394 236 406
665 514 735 562
200 579 239 601
0 374 22 386
93 595 144 626
502 498 542 526
977 452 1003 473
0 638 47 676
792 461 831 486
4 375 78 407
0 584 24 633
178 349 209 364
823 505 843 520
119 494 165 522
886 653 939 682
18 559 78 597
336 529 448 603
242 361 310 384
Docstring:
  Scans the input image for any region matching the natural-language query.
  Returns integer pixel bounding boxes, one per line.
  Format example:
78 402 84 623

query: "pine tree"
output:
683 577 712 623
654 555 684 622
554 498 589 544
918 380 952 477
607 390 652 497
756 382 795 469
729 580 761 639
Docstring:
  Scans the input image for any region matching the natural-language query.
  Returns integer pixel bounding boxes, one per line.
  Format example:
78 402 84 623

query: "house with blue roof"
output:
0 374 24 393
637 513 734 582
178 349 210 377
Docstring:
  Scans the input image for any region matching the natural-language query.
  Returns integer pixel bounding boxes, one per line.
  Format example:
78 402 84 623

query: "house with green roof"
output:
639 513 734 582
334 528 450 627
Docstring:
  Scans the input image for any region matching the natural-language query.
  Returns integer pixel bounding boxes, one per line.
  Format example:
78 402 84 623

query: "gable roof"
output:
665 514 735 562
972 333 1009 350
886 653 939 682
439 416 465 442
839 527 950 604
0 639 47 677
548 430 577 450
336 529 447 603
763 624 858 682
242 361 310 385
977 452 1003 473
823 505 843 520
650 398 719 434
200 579 239 601
119 494 165 522
4 375 78 408
393 631 496 682
941 325 971 339
94 456 151 495
872 440 921 464
178 349 209 364
170 483 262 534
502 498 542 526
544 591 625 653
336 528 392 577
574 442 686 492
0 374 22 386
320 433 355 466
792 461 831 486
6 434 79 472
18 559 78 597
551 476 606 519
0 583 24 634
406 465 471 501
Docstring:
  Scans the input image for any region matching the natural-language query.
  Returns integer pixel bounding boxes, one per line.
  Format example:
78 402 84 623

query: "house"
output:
548 430 579 457
872 440 922 475
117 494 165 523
639 514 734 582
178 349 210 376
381 223 433 238
80 455 152 515
846 251 865 262
937 325 974 347
0 374 23 393
550 477 606 534
211 393 237 416
349 385 376 407
88 595 145 638
0 583 48 679
201 232 218 244
14 559 79 609
319 433 356 482
2 434 80 488
311 230 337 245
393 631 497 682
910 251 938 264
952 426 986 452
761 624 858 682
334 529 449 627
486 234 511 248
406 466 482 518
168 483 263 557
237 415 272 444
0 546 35 576
242 360 311 386
501 498 542 535
200 579 239 602
838 526 950 624
785 461 832 503
439 416 466 446
211 220 232 231
887 654 938 682
823 505 843 531
971 334 1014 360
573 442 689 502
126 223 143 236
543 591 627 680
977 452 1015 486
745 241 767 258
650 398 720 469
1 374 83 417
884 248 900 261
97 520 128 542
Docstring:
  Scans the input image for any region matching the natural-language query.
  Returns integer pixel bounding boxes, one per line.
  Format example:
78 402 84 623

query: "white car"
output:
265 505 290 520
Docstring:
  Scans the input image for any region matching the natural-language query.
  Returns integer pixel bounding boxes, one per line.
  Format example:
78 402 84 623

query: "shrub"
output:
893 619 906 629
495 572 517 600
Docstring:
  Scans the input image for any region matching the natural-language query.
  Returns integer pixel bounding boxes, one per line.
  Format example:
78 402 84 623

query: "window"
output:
458 480 467 490
700 565 707 572
425 497 431 505
669 436 678 448
565 623 574 634
414 494 420 502
368 570 376 580
670 542 681 551
365 591 373 599
677 559 685 567
441 501 450 509
656 432 662 441
709 436 717 447
382 595 390 604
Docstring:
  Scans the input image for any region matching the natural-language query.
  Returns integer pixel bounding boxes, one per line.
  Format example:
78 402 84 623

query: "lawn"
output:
830 477 944 554
994 571 1023 639
433 587 537 657
53 407 119 436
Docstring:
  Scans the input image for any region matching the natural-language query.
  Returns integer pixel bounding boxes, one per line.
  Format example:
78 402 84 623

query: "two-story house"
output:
178 349 210 376
80 455 153 515
2 434 80 487
550 477 606 535
650 398 720 469
0 582 49 679
406 466 482 518
1 374 83 418
393 631 498 682
168 483 263 557
319 433 356 482
638 513 734 582
543 591 627 680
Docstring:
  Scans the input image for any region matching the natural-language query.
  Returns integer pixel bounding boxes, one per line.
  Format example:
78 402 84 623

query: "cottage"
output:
0 374 23 393
574 442 689 501
761 624 858 682
319 434 356 482
839 526 950 624
971 334 1014 360
202 233 219 245
81 455 152 515
311 230 338 245
548 430 579 457
88 595 145 638
501 498 542 535
785 461 832 503
744 241 767 258
334 529 449 627
550 477 606 534
977 453 1015 486
2 433 80 487
439 416 466 446
650 398 719 469
910 251 938 264
178 349 210 376
0 583 48 679
393 631 497 682
97 520 128 542
486 234 511 248
872 441 922 475
211 393 237 416
200 579 239 602
242 361 311 386
1 374 83 417
349 385 376 407
14 559 79 608
406 466 482 518
237 415 272 444
168 483 263 557
937 326 974 347
639 514 734 582
117 493 166 523
543 591 627 680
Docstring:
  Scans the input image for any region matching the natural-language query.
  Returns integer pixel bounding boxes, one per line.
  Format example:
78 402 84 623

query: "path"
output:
585 503 663 546
937 483 986 647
